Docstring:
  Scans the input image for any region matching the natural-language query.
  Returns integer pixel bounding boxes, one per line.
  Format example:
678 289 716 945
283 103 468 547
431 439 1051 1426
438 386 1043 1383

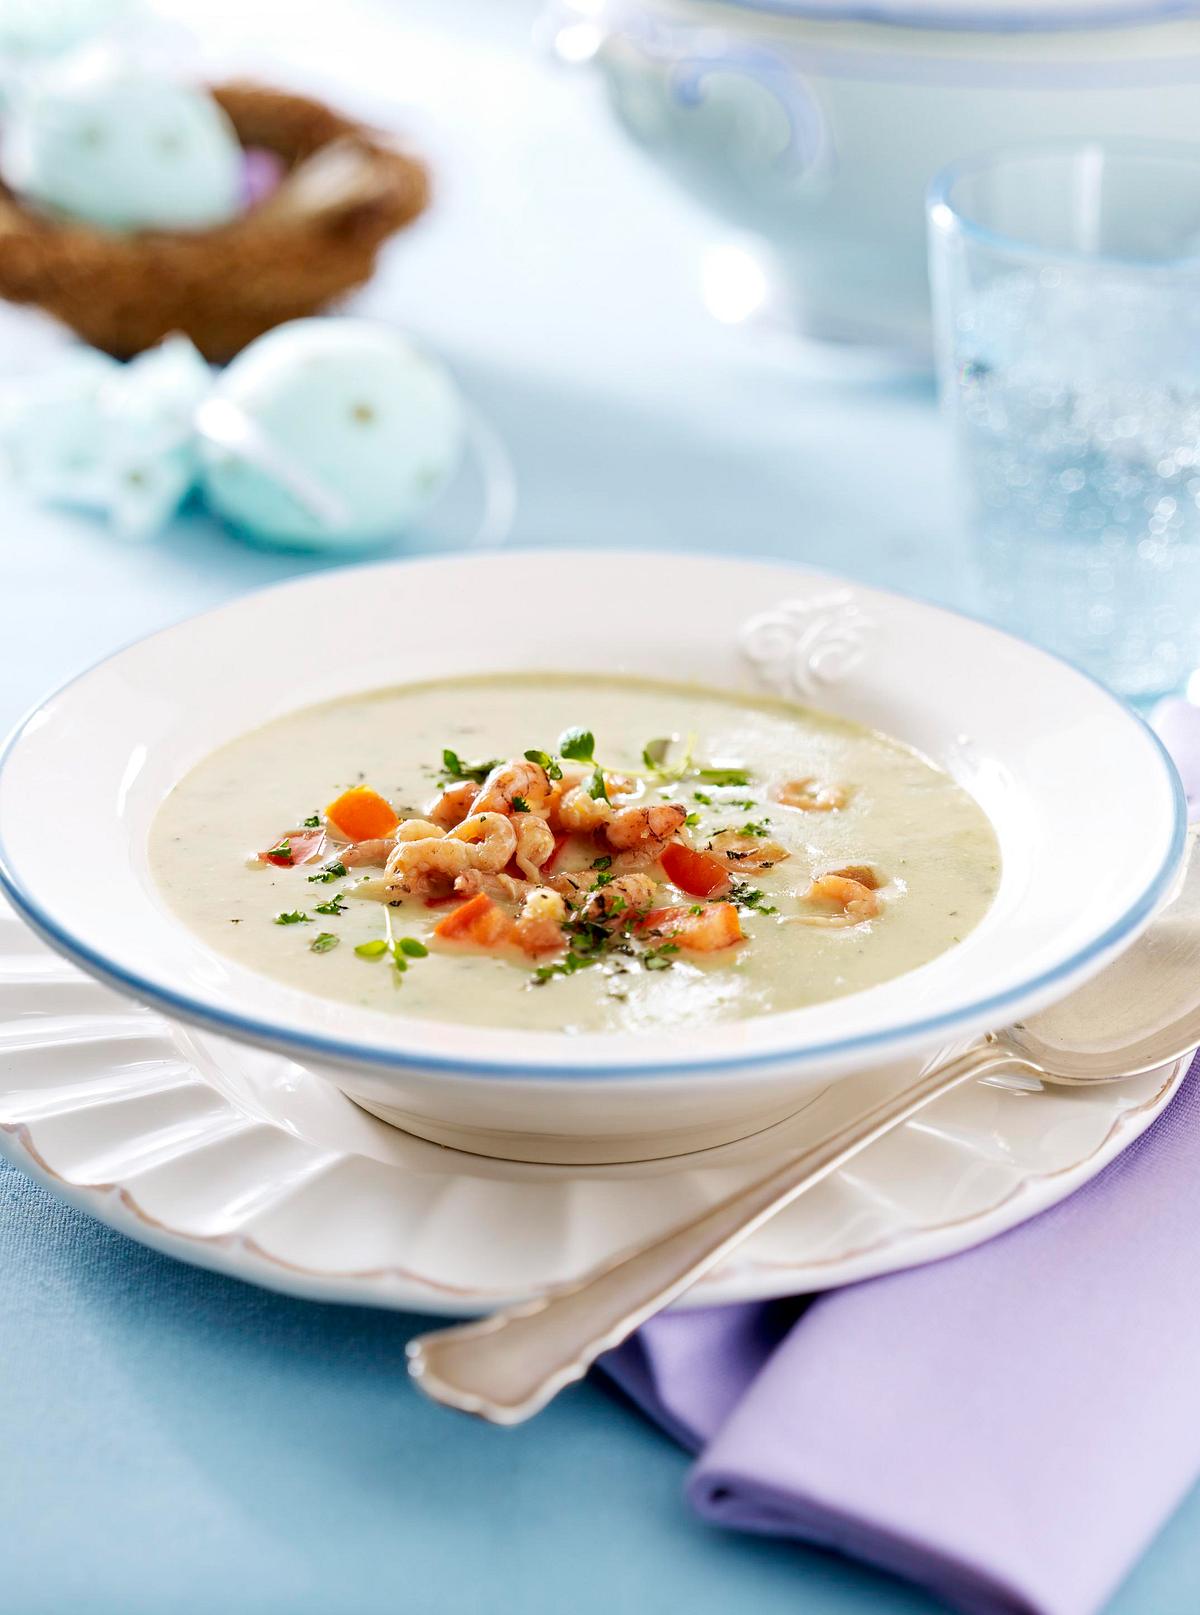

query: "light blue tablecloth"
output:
3 3 1200 1610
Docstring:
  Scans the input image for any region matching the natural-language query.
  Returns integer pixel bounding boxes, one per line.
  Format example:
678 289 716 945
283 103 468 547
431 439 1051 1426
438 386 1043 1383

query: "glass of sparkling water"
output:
928 143 1200 702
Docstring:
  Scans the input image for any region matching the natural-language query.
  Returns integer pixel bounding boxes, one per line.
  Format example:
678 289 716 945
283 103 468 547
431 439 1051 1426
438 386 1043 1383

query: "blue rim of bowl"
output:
702 0 1200 34
0 551 1187 1082
927 138 1200 273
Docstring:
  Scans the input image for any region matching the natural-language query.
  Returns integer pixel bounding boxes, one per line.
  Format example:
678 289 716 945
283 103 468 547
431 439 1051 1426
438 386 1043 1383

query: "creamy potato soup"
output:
150 674 1000 1034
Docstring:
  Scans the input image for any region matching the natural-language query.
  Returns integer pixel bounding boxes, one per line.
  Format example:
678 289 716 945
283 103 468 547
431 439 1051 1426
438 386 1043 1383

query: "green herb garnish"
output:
640 733 696 782
739 820 770 838
274 910 309 925
697 767 751 788
592 855 613 871
302 814 321 828
441 748 500 785
310 932 339 953
397 937 429 958
524 748 563 782
642 943 680 972
265 837 293 864
511 796 531 814
684 812 701 828
314 895 347 916
354 939 390 959
726 882 778 915
587 766 610 803
559 727 596 763
308 861 348 884
693 791 712 806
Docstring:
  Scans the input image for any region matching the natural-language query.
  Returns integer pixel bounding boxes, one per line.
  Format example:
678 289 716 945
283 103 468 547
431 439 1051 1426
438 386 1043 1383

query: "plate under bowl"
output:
0 550 1185 1161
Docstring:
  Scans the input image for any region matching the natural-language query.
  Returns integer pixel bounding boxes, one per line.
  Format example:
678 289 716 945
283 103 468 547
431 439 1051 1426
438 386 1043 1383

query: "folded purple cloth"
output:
603 705 1200 1615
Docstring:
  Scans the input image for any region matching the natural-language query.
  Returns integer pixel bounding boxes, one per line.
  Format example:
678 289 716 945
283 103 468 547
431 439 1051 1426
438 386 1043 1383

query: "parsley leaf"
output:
642 943 680 972
725 881 778 915
265 837 293 864
739 820 770 838
587 766 610 803
314 895 346 916
591 855 613 871
684 812 701 828
693 791 712 806
559 727 596 763
697 767 751 788
308 861 348 884
274 910 309 925
511 795 531 814
310 932 339 953
524 748 563 783
441 748 500 785
302 814 321 828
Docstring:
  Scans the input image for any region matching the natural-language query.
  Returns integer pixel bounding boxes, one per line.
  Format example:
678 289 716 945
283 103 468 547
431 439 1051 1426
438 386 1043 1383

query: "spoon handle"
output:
407 1039 1015 1424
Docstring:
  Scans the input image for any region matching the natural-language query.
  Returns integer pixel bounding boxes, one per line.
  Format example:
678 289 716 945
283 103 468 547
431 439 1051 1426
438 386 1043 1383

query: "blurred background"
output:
4 0 1200 708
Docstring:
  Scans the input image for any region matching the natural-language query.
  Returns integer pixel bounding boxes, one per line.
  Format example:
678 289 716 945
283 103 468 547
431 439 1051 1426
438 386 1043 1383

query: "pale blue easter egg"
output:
198 319 466 551
0 0 136 61
3 57 241 231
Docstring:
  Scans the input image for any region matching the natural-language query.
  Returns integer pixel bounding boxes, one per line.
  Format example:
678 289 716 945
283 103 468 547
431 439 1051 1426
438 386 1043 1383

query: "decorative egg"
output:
0 0 136 63
0 332 211 538
198 319 466 551
2 56 242 231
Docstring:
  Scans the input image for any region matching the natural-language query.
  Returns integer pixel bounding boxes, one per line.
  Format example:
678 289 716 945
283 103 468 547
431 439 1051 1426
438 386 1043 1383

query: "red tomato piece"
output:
638 903 744 952
260 829 327 867
660 841 731 899
433 893 515 948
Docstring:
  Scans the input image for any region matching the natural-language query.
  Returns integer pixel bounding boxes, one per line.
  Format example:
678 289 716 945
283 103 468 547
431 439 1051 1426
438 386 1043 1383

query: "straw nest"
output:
0 81 430 361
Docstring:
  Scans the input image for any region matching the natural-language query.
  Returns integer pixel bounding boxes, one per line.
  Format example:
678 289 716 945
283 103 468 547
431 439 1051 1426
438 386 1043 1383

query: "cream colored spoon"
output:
407 826 1200 1426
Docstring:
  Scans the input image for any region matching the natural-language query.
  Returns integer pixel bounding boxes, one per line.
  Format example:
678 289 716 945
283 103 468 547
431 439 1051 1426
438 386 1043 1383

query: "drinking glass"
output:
928 143 1200 702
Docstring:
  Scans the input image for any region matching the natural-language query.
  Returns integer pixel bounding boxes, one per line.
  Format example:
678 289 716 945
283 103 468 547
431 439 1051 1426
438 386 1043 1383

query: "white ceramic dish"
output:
548 0 1200 356
0 895 1187 1314
0 550 1185 1163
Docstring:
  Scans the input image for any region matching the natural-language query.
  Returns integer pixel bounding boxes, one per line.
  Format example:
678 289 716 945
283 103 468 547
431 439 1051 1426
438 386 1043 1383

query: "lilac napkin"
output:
603 703 1200 1615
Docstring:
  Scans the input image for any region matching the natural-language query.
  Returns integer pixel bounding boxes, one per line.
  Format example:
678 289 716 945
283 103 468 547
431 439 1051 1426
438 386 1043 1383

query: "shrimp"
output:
513 815 556 882
558 871 658 926
337 837 395 868
427 781 478 830
387 836 475 900
706 829 790 871
826 864 881 890
447 812 518 873
774 778 851 813
513 887 568 956
454 869 535 904
792 872 881 928
606 802 687 852
553 784 614 834
600 802 688 872
472 760 552 818
394 818 445 843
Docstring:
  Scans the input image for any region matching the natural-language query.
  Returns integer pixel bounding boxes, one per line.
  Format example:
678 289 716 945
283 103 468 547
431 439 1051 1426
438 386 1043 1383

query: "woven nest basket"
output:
0 82 429 362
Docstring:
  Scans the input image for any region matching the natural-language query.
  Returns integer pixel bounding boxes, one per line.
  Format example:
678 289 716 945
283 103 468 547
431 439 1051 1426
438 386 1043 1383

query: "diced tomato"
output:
260 829 327 867
325 786 400 842
660 841 731 899
433 893 515 948
638 903 744 952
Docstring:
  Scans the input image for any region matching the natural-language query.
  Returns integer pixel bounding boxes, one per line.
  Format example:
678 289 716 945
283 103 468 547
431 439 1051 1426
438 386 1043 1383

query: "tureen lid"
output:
704 0 1199 30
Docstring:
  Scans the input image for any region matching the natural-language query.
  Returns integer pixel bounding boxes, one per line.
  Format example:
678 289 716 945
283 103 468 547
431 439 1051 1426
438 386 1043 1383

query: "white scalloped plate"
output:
0 896 1186 1315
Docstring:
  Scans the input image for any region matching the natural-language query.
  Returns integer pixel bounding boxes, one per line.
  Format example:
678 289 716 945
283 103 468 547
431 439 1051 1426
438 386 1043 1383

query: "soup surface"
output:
150 674 1000 1034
